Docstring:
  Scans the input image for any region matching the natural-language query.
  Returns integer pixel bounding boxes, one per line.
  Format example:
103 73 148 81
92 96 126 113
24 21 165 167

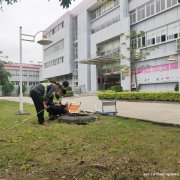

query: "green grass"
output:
0 100 179 179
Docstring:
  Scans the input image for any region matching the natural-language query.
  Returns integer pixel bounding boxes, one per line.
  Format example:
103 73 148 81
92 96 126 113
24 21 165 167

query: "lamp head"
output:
37 35 52 45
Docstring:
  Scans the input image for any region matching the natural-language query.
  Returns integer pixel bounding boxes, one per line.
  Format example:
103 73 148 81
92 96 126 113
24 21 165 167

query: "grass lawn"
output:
0 100 179 179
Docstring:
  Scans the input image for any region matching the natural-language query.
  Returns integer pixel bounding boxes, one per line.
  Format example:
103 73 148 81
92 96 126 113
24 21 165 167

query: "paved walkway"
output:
0 96 180 127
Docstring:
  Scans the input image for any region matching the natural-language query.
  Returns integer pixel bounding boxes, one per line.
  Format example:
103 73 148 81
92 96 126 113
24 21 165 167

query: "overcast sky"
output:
0 0 83 64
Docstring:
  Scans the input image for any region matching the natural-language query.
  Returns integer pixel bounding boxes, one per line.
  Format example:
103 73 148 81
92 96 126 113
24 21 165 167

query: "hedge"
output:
97 91 180 102
64 91 73 97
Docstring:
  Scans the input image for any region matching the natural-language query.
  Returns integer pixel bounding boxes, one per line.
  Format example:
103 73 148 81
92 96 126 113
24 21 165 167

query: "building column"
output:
119 0 131 91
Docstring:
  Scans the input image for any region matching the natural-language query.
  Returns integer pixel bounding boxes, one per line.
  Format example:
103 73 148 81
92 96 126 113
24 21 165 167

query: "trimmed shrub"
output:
64 91 73 97
110 85 123 92
98 91 180 102
174 83 179 91
66 86 72 91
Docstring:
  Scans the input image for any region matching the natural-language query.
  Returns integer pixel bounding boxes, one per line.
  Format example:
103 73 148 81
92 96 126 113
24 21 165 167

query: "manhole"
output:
59 113 96 124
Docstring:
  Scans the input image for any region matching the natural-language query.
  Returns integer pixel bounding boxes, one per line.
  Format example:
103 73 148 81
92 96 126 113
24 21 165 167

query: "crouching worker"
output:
45 103 69 120
30 81 68 125
46 89 66 119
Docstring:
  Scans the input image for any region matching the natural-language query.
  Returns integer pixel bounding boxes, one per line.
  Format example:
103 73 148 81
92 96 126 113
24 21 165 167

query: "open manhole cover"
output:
59 113 96 124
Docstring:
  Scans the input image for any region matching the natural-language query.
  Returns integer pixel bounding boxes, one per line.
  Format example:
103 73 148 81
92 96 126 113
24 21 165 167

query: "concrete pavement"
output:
0 96 179 127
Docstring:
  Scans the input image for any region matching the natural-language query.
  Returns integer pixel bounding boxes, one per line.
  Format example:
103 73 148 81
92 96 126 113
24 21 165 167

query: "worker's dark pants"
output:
30 90 44 124
46 105 67 116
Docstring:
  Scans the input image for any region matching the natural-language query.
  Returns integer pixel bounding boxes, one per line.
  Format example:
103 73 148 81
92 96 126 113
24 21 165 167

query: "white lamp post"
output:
16 26 52 115
167 54 180 92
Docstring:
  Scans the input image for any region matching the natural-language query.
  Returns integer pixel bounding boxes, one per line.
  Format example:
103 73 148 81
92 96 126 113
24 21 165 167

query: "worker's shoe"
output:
49 115 56 120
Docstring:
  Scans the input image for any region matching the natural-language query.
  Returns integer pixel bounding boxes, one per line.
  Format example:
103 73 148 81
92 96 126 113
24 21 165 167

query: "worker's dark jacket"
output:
30 83 59 103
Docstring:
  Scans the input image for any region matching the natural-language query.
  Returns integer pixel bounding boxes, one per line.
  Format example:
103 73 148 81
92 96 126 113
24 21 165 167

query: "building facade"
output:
4 63 41 95
41 0 180 92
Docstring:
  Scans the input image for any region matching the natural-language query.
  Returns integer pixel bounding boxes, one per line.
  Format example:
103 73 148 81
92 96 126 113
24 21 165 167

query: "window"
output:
167 0 177 8
168 22 179 40
23 81 27 85
161 0 165 11
147 30 156 46
72 16 78 41
90 0 119 21
156 0 161 13
73 43 78 60
137 5 145 21
161 28 166 42
130 10 136 24
131 39 137 49
142 36 146 47
146 0 155 17
91 15 120 34
44 39 64 57
156 29 161 43
22 70 27 76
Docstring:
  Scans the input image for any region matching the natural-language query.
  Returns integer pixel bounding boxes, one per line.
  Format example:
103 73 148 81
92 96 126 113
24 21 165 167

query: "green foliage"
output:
0 61 11 85
17 85 27 95
174 83 179 91
98 91 180 102
1 0 116 9
65 86 72 91
64 91 73 97
110 85 123 92
2 82 14 96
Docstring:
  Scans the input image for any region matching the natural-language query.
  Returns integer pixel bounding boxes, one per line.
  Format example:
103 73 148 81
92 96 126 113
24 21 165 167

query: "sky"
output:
0 0 83 64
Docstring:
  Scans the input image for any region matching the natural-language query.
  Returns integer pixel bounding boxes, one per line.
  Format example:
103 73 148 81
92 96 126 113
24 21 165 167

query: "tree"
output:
1 0 115 9
113 30 158 91
0 61 10 85
2 82 14 96
0 0 75 9
0 60 14 95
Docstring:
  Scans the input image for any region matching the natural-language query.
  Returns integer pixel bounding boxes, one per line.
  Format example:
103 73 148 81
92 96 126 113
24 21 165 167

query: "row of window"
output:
147 21 180 46
44 39 64 57
72 16 78 41
91 15 120 34
131 21 180 49
73 43 78 60
72 16 78 87
91 0 119 21
6 69 39 77
46 21 64 37
44 57 64 68
97 38 120 56
11 81 39 86
130 0 178 24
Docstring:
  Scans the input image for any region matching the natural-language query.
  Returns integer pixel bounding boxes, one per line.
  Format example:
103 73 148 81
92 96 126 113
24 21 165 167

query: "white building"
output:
41 0 180 92
4 63 41 95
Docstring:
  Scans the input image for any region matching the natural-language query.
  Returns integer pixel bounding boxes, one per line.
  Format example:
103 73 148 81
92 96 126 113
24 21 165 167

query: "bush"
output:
174 83 179 91
64 91 73 97
98 91 180 102
110 85 123 92
2 82 14 96
66 86 72 91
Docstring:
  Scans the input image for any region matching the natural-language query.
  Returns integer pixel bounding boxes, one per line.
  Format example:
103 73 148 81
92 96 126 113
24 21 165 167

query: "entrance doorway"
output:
98 73 120 90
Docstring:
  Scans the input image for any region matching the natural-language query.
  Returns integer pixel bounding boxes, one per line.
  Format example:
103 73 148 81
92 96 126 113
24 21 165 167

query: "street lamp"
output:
167 54 180 91
16 26 52 115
